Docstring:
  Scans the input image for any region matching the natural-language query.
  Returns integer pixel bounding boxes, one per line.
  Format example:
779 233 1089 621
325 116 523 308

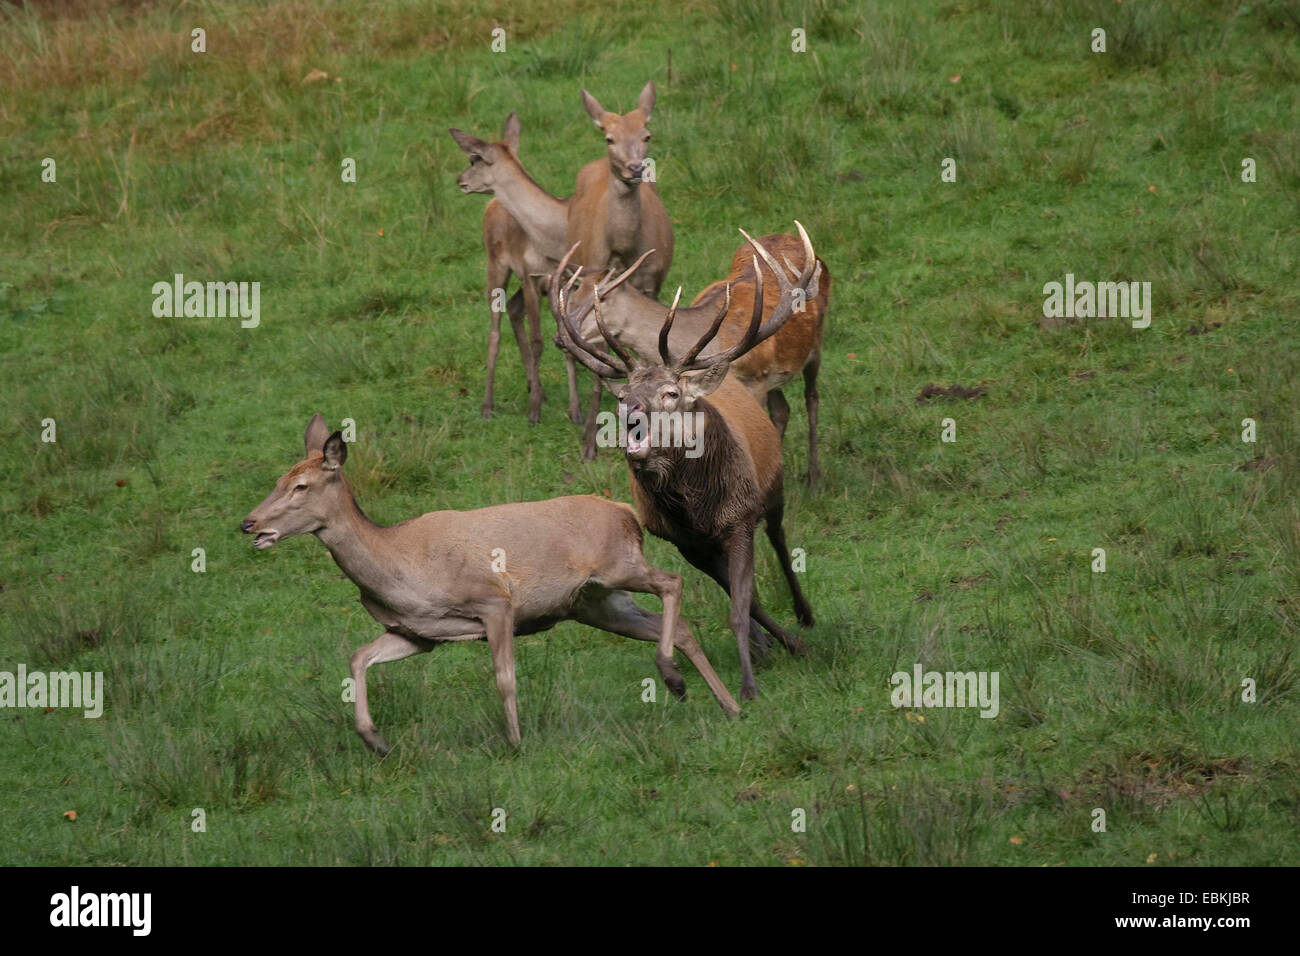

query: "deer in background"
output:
569 82 673 296
451 85 674 456
452 123 587 424
479 114 551 425
242 415 741 754
558 232 830 485
551 223 821 700
565 82 674 458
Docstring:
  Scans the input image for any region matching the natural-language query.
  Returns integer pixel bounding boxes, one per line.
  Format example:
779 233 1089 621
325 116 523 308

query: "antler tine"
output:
596 248 656 298
676 283 732 370
740 227 793 297
554 282 625 380
679 255 765 372
547 250 631 380
730 221 820 351
592 291 638 373
657 286 683 365
794 220 817 289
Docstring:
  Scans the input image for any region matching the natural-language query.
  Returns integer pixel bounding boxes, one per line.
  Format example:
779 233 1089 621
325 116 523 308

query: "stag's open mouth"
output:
626 434 651 458
253 531 280 550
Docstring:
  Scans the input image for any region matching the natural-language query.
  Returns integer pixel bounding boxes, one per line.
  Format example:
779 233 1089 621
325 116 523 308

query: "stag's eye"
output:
663 389 679 401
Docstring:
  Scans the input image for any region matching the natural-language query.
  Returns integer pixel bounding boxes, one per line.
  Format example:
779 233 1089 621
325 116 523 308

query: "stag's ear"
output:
580 89 607 128
502 112 521 154
449 129 492 161
305 414 329 455
682 362 729 402
321 431 347 471
636 81 656 121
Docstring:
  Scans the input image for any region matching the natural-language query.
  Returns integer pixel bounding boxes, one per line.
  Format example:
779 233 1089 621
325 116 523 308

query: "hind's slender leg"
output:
573 589 741 716
350 631 436 756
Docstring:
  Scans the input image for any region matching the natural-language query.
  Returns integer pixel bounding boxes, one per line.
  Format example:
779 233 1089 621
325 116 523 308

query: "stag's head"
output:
241 415 350 549
581 82 655 185
449 113 521 195
551 223 820 463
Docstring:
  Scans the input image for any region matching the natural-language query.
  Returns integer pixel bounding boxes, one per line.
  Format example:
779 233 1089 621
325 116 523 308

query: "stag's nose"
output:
241 518 256 533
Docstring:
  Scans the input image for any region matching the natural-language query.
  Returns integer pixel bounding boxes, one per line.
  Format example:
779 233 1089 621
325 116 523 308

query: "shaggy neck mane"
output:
630 399 738 533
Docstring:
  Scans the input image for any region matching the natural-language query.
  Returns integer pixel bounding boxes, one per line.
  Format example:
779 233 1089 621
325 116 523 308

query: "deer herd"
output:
242 82 832 755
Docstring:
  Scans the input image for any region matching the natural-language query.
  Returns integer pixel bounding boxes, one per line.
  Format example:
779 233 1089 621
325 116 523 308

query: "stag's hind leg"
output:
765 495 815 629
350 631 436 756
803 348 822 487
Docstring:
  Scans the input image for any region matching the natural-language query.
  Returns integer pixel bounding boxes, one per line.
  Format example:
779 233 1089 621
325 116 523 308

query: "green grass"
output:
1 0 1297 865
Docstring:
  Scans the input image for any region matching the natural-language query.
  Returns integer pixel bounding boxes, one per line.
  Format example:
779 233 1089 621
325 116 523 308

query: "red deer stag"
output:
551 224 821 700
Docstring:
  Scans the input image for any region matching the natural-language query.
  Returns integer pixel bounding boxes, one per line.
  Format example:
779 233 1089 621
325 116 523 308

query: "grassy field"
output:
1 0 1297 865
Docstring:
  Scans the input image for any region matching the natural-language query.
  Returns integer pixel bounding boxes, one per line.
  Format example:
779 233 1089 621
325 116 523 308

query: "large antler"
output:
669 220 821 374
549 242 655 380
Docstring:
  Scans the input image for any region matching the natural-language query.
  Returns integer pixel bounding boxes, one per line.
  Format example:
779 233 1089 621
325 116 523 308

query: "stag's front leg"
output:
482 602 521 746
350 631 434 756
727 529 760 701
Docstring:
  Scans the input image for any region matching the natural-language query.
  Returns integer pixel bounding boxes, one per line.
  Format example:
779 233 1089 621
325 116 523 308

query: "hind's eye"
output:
605 137 614 144
295 483 308 491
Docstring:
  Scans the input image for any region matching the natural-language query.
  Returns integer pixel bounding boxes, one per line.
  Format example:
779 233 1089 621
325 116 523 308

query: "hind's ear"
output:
322 431 347 470
581 89 607 128
305 414 329 455
502 112 521 154
449 128 493 161
636 81 656 121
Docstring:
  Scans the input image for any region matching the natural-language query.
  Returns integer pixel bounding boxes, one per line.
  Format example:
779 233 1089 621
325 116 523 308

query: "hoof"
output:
740 683 759 702
786 635 811 657
359 727 391 756
796 606 815 627
481 407 495 420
